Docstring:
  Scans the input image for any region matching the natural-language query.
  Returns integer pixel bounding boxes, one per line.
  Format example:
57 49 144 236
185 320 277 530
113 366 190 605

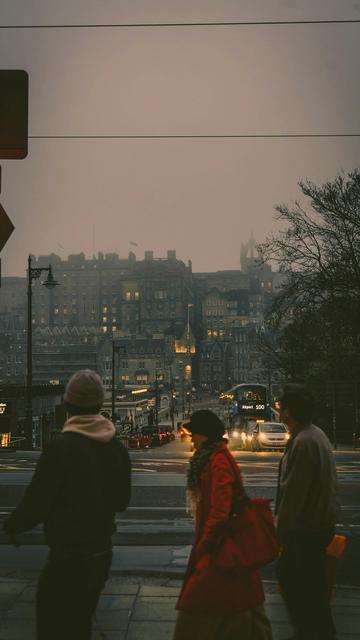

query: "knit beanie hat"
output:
64 369 104 408
186 409 225 441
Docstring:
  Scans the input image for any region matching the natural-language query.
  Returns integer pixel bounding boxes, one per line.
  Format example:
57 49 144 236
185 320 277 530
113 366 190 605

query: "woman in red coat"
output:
173 410 272 640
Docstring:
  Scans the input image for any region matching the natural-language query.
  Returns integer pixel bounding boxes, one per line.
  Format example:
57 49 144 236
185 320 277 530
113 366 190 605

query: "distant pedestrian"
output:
173 410 272 640
3 369 131 640
276 384 339 640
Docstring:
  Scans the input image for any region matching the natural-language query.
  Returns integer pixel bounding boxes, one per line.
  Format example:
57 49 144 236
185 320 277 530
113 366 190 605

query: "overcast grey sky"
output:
1 0 360 276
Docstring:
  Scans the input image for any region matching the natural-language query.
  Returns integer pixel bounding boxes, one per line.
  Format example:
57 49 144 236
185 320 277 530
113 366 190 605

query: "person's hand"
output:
6 532 21 547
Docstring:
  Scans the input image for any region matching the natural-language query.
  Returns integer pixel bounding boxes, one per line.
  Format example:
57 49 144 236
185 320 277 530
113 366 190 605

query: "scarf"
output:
186 439 226 517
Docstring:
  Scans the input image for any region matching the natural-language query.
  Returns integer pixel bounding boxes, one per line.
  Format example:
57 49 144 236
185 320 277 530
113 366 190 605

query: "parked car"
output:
141 427 161 447
249 422 290 451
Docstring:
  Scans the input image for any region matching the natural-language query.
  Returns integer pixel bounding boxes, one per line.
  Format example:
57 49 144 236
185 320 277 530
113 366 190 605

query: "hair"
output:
64 402 102 417
279 384 314 424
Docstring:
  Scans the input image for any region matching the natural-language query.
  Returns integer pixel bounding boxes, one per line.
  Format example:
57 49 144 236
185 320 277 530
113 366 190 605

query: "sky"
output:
0 0 360 277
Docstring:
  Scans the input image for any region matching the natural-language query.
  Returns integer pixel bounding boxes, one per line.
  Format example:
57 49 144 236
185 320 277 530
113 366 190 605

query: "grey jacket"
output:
276 424 339 542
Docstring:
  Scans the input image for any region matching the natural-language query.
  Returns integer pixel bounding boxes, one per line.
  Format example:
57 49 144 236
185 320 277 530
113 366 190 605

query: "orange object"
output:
326 534 346 558
325 534 346 596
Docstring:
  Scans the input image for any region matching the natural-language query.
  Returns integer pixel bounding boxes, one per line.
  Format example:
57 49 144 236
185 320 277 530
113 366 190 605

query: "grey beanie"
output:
64 369 104 407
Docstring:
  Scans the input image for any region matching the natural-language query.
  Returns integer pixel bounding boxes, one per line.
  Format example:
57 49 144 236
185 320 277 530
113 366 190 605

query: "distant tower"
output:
240 232 260 273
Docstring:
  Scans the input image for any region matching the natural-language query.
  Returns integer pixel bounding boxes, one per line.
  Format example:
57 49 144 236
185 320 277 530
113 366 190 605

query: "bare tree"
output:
259 170 360 382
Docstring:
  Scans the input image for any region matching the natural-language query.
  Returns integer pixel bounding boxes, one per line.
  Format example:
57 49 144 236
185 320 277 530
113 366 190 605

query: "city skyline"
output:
1 0 360 277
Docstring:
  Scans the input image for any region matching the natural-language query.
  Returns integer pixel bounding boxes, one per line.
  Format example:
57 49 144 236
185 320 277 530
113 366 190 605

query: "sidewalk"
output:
0 573 359 639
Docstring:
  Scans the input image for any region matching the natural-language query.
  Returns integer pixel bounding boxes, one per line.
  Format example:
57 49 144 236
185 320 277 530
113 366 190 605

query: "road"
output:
0 437 359 586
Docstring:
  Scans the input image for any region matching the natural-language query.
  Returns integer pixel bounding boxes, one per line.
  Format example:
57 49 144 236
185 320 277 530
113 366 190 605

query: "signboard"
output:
0 202 15 252
0 70 28 159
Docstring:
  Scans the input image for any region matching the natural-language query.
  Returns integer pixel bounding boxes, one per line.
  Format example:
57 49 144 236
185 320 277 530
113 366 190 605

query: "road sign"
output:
0 70 28 159
0 202 14 252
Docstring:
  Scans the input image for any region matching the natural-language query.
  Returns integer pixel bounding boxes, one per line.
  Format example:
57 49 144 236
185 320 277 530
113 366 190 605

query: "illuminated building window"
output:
134 291 140 300
102 316 107 323
103 306 108 313
102 326 108 333
125 291 131 301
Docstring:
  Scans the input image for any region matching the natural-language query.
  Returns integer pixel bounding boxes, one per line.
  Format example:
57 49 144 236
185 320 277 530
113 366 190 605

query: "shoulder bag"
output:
214 448 280 573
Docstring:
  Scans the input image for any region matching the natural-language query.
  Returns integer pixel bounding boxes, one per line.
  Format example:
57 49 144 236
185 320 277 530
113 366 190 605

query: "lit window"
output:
125 291 131 301
134 291 140 300
103 317 107 323
102 326 108 333
103 305 108 312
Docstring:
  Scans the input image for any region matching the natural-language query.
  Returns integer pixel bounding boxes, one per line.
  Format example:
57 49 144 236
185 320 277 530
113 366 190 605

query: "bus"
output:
219 383 273 424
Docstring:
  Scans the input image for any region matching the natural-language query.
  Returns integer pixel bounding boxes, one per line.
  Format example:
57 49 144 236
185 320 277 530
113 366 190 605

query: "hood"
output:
62 414 116 443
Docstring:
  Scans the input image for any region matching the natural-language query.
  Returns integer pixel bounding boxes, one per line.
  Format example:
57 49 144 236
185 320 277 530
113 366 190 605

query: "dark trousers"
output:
36 547 112 640
277 528 336 640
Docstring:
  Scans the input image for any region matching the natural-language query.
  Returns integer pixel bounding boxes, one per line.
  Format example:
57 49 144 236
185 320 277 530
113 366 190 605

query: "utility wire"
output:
29 134 360 139
1 19 360 29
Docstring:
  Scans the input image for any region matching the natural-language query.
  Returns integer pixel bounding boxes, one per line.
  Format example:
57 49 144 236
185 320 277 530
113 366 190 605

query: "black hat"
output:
186 409 225 440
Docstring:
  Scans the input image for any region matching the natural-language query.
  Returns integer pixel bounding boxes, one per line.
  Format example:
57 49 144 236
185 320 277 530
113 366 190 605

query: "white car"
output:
249 422 290 451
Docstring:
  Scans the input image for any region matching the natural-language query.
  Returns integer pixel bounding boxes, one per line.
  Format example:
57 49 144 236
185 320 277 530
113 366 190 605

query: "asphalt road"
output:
0 437 359 586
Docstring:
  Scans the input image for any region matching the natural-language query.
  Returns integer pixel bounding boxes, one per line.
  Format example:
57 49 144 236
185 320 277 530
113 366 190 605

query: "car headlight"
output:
285 432 290 440
232 430 239 437
246 434 253 441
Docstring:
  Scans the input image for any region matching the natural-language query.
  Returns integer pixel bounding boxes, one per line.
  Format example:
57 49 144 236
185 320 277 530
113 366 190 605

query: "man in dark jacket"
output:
276 384 339 640
3 369 131 640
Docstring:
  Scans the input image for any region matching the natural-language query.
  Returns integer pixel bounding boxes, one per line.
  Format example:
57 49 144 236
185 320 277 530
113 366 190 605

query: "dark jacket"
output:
276 423 339 543
177 442 264 615
3 432 131 551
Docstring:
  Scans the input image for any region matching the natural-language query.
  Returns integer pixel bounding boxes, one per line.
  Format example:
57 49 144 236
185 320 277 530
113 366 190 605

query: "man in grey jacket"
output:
276 384 339 640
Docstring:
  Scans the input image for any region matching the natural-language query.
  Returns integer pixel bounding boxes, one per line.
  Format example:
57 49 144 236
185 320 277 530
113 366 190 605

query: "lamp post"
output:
154 370 160 428
111 341 126 421
26 255 59 448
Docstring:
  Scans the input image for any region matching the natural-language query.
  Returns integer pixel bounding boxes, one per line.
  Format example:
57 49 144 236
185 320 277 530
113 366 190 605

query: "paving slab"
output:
139 585 180 597
95 610 130 630
127 621 175 640
98 595 136 610
133 596 178 621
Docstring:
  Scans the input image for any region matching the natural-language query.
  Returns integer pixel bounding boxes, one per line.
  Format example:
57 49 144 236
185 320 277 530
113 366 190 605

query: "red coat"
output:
177 442 264 616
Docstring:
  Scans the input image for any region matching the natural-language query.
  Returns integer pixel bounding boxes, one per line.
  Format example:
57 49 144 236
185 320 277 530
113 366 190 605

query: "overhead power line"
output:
29 134 360 140
1 19 360 29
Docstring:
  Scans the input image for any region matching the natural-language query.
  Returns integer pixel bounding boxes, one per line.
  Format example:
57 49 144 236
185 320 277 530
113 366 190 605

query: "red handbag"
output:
214 449 280 573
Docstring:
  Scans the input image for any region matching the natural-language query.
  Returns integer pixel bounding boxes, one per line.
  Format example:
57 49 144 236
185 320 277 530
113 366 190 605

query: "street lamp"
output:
186 303 194 353
177 360 185 419
26 255 59 448
111 341 126 420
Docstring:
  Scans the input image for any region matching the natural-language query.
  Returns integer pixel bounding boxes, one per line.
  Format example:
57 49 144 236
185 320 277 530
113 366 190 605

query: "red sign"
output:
0 203 15 252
